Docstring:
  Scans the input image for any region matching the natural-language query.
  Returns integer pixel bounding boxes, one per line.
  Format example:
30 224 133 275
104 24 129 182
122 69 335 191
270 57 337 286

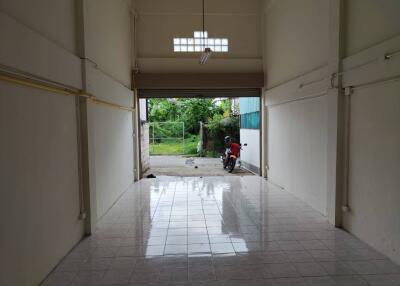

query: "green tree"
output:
148 98 225 135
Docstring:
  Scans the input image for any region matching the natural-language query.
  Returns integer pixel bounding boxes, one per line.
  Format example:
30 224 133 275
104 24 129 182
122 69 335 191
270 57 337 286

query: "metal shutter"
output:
138 88 260 98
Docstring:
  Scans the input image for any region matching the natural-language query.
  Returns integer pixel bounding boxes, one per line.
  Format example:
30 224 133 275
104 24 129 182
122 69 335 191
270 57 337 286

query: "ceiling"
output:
133 0 264 74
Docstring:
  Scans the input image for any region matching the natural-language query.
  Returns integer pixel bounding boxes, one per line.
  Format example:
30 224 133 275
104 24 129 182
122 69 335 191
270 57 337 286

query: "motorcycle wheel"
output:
222 155 228 169
228 158 236 173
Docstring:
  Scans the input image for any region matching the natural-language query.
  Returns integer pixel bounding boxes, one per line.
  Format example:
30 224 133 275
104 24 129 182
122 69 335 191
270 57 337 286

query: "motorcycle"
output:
221 143 243 173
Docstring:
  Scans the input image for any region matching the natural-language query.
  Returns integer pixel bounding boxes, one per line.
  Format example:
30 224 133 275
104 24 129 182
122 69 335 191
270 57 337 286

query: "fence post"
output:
182 122 185 154
152 123 155 145
199 121 203 155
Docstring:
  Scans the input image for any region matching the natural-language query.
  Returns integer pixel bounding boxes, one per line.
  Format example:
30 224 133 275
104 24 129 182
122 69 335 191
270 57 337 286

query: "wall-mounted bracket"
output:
344 86 353 96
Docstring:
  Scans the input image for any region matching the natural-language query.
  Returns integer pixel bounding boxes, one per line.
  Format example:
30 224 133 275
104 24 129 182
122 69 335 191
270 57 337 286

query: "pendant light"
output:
199 0 212 64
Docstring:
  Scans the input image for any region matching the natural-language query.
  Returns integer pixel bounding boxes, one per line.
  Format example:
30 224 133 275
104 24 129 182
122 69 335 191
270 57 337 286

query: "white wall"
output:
84 0 132 86
135 0 262 73
263 0 334 219
0 83 83 286
240 129 260 174
0 4 83 284
139 98 147 121
141 123 150 173
345 81 400 265
268 95 329 215
345 0 400 56
264 0 329 88
0 0 136 284
88 103 134 221
263 0 400 264
342 0 400 264
0 0 77 53
85 64 134 223
0 11 82 89
82 0 135 227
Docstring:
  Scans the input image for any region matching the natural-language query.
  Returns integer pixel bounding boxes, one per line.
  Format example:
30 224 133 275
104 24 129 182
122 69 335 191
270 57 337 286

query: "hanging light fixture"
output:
199 0 212 64
199 47 212 64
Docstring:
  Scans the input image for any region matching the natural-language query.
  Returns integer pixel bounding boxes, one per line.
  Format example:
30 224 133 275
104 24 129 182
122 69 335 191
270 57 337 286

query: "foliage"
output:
148 98 235 135
148 98 239 156
206 151 220 158
206 113 240 154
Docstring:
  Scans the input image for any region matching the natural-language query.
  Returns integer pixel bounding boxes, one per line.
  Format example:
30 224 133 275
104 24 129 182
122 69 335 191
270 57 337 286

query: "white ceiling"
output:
133 0 264 73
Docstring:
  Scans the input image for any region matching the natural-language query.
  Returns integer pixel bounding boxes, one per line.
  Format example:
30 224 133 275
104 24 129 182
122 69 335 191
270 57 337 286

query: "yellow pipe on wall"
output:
0 73 92 99
0 73 135 112
88 98 135 112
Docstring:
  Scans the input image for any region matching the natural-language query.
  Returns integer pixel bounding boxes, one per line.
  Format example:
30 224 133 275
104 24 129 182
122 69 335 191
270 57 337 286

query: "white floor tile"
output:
41 176 399 286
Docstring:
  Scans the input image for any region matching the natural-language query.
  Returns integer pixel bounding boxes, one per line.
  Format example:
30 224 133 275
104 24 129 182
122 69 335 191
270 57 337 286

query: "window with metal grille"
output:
173 31 229 53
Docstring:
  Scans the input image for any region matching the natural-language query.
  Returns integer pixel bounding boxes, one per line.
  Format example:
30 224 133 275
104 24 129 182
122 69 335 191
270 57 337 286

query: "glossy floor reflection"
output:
43 176 400 286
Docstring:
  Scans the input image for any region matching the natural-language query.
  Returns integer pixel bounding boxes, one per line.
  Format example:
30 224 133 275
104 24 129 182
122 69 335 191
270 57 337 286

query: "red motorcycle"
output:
221 137 242 173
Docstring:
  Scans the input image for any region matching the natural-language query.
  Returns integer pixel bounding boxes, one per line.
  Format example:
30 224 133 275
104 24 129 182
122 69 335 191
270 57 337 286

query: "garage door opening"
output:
136 89 262 178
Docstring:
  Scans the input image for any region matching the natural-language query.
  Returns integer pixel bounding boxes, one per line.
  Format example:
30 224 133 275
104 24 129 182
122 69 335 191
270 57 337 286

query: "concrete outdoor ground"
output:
143 156 254 177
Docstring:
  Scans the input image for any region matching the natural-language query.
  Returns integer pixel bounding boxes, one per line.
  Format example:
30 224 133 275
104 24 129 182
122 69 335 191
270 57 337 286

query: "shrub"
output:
205 114 240 154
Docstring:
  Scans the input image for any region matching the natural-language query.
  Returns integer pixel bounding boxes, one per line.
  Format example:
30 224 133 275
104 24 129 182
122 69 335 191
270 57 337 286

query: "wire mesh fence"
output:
149 122 185 155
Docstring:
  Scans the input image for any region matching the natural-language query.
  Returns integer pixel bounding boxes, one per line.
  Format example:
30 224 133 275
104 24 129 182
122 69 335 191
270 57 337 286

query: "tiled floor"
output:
42 176 400 286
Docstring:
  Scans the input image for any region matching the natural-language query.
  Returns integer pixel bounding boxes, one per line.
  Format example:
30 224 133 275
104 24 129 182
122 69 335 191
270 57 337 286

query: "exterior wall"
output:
239 97 260 174
239 97 260 114
239 129 260 174
139 98 147 121
341 0 400 264
141 122 150 173
138 99 150 173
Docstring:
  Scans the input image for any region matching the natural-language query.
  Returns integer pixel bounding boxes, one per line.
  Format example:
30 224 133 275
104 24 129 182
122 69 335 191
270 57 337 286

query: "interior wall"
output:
263 0 333 218
87 103 134 221
342 0 400 264
268 96 328 214
0 0 136 284
264 0 400 264
134 0 262 73
0 0 77 53
345 0 400 57
84 0 132 86
85 64 134 224
0 11 82 89
0 3 84 285
345 82 400 264
264 0 329 88
0 83 83 286
82 0 134 228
